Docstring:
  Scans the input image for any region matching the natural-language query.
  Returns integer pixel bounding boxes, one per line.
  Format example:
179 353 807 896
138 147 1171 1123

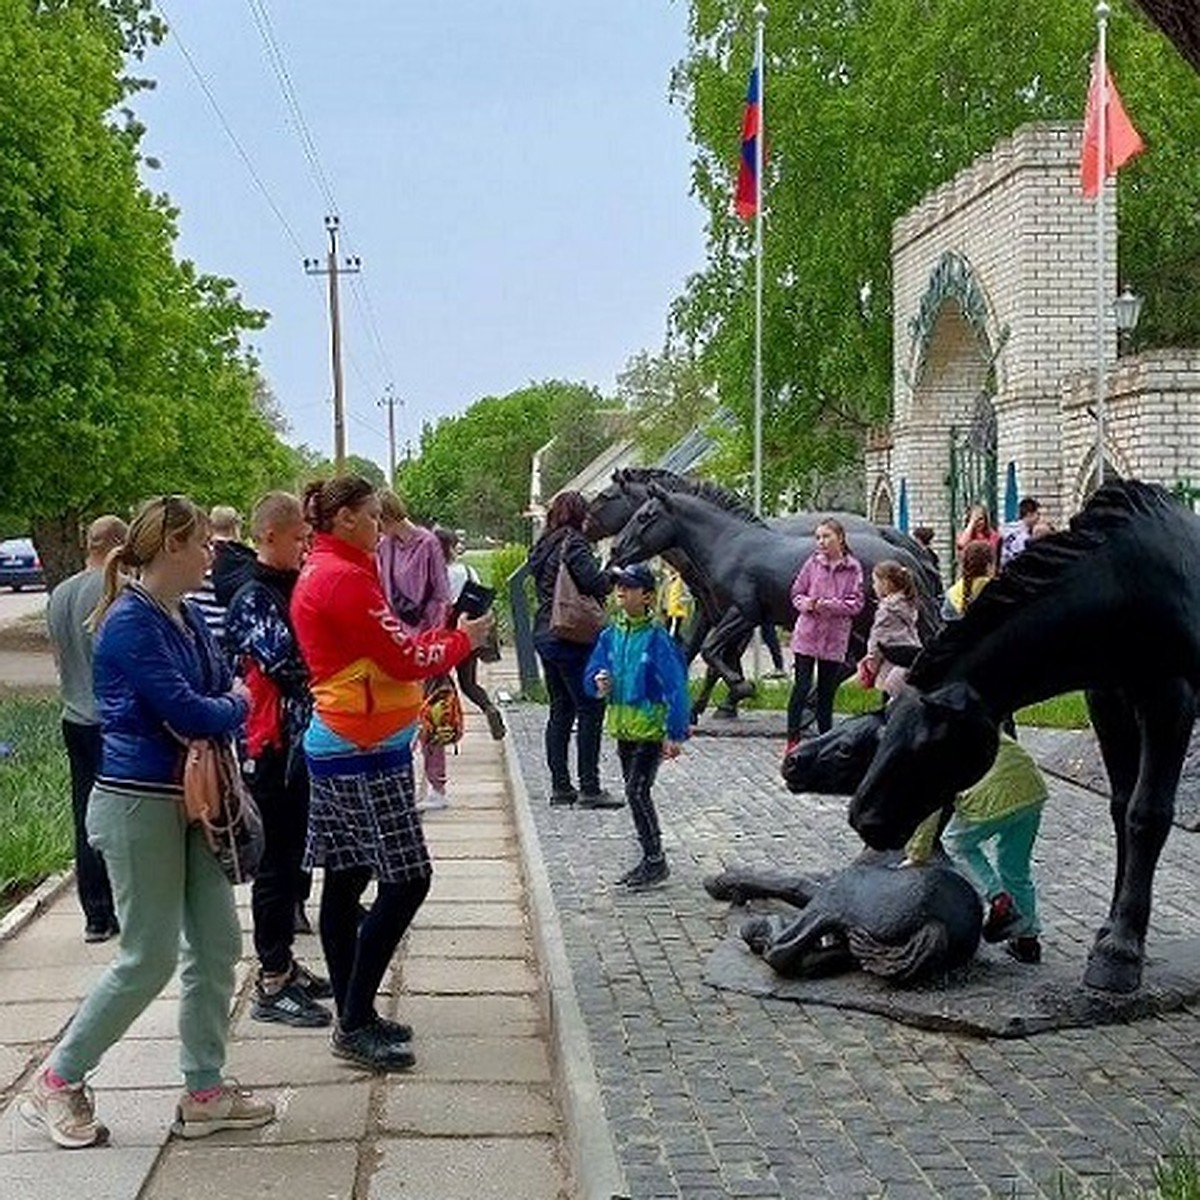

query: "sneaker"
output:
172 1082 276 1139
251 975 332 1029
293 903 314 936
371 1013 414 1042
19 1071 109 1149
622 858 670 891
292 961 333 1001
549 787 578 807
982 891 1025 943
1006 935 1042 964
485 707 507 740
417 788 449 813
578 789 624 809
331 1020 416 1072
83 920 119 944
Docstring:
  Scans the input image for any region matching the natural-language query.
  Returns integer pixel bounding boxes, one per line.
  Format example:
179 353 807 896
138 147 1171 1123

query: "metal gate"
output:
947 392 998 572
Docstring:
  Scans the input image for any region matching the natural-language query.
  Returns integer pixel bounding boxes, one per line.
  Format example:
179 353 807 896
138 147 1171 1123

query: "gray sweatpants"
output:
52 785 241 1092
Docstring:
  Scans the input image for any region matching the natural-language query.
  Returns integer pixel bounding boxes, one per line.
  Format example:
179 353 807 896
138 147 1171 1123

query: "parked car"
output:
0 538 44 591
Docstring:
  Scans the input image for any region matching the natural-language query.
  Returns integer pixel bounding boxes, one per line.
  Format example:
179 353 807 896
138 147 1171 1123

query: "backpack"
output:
419 674 464 747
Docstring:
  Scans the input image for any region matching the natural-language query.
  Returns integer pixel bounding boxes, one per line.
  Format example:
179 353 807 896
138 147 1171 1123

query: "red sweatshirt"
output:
291 533 470 747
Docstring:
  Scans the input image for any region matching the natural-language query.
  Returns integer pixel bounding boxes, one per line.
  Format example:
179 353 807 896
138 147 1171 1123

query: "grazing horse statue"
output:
708 710 984 984
585 469 940 719
607 484 943 713
849 480 1200 995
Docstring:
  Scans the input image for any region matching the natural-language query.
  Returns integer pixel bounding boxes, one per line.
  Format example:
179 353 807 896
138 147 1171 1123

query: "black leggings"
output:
455 653 495 715
787 654 842 740
319 866 431 1031
618 740 663 860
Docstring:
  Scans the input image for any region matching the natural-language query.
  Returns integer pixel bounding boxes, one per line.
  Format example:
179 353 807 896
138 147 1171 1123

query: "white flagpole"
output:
751 2 767 685
1094 0 1110 488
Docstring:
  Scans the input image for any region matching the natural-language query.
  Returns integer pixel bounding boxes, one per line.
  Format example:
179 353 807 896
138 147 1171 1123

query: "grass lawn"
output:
0 696 71 914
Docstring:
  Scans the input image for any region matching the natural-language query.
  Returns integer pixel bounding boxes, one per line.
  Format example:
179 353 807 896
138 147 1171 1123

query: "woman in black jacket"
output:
527 491 617 807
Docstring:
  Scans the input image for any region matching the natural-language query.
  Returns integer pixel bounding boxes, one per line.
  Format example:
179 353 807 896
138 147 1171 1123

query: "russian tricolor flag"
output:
735 66 761 221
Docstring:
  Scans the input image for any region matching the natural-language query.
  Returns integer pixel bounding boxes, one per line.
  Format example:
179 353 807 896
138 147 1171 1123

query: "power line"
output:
156 3 305 255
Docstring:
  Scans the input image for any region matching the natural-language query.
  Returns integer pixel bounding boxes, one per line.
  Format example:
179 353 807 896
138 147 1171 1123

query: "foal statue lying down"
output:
706 713 982 984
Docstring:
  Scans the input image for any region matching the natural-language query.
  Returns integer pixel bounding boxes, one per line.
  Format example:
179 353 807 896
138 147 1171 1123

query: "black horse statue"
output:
607 483 943 713
849 480 1200 995
707 711 982 984
585 468 941 720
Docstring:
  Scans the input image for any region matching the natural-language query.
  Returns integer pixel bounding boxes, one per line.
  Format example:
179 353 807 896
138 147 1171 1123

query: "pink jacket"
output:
790 551 864 662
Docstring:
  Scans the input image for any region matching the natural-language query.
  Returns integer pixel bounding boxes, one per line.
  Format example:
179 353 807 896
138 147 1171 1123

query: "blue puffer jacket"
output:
94 585 248 788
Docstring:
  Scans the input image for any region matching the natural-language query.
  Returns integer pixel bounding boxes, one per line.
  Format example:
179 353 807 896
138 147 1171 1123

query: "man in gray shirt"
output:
45 515 128 942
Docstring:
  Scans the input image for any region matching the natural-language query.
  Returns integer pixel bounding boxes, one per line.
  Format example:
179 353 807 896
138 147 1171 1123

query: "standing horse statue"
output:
585 468 941 719
849 480 1200 995
607 484 943 713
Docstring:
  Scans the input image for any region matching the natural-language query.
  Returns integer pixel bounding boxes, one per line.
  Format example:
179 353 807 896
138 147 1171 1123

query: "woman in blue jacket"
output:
21 496 275 1149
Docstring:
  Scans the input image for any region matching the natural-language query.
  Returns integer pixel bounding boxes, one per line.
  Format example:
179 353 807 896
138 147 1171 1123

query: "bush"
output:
0 697 72 911
487 542 531 642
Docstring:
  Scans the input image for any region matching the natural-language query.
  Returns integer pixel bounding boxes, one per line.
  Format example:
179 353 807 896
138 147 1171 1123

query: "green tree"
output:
615 346 718 463
673 0 1200 508
344 454 387 490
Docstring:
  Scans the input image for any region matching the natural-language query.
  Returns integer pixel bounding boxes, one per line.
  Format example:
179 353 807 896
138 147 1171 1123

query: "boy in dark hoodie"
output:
585 563 690 890
225 492 331 1026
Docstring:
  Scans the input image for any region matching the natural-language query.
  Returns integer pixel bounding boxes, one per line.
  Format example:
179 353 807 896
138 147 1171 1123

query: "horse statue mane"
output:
615 467 767 527
910 479 1177 691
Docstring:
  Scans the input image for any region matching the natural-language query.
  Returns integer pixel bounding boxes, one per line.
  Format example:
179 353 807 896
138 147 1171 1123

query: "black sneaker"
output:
485 707 507 740
251 977 332 1028
293 903 314 936
578 789 624 809
1006 935 1042 964
331 1021 416 1072
83 919 119 944
982 891 1025 944
622 858 670 890
292 961 333 1001
371 1013 414 1042
549 787 578 806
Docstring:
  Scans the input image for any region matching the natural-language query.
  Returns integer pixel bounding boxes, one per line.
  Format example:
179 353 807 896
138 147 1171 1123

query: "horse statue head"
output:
609 485 677 566
781 710 886 795
848 682 998 850
583 472 639 541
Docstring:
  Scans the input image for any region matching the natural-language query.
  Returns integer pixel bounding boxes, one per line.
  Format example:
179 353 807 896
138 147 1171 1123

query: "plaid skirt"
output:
303 761 431 883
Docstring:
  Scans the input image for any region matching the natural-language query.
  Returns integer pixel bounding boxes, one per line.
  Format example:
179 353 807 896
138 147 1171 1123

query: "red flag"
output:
1080 56 1144 198
734 66 761 220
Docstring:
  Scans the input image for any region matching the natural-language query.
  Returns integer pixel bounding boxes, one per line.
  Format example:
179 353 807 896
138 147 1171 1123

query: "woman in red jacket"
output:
291 477 491 1072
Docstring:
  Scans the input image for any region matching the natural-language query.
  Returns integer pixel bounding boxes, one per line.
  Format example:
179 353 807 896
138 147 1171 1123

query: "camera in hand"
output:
453 579 495 621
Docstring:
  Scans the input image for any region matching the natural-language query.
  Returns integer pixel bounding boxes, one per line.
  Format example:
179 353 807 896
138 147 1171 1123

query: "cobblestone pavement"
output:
508 705 1200 1200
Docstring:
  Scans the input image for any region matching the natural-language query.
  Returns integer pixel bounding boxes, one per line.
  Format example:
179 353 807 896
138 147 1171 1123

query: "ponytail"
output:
303 476 375 533
960 540 994 611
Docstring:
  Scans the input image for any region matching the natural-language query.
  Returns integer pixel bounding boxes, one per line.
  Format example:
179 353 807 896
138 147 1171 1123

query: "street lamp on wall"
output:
1113 287 1144 354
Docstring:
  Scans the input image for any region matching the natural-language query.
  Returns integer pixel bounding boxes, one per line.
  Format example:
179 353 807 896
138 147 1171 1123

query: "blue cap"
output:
613 562 656 591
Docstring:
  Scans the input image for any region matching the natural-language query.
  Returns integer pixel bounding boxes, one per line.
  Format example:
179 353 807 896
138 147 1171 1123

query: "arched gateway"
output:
866 121 1200 571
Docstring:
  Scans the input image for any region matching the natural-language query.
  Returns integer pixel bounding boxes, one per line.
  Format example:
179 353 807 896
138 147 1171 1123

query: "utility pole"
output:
378 384 399 486
304 215 360 474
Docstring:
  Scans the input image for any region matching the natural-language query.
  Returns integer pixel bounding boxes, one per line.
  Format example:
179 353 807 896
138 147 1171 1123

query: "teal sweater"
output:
584 612 690 743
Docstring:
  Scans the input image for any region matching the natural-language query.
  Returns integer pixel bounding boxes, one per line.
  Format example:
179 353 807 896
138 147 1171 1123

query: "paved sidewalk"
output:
0 721 572 1200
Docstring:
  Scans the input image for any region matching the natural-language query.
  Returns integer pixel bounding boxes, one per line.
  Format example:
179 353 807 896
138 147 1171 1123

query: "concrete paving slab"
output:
413 902 525 929
0 1044 38 1097
415 1036 550 1083
182 1082 371 1145
0 1144 161 1200
431 840 513 859
422 820 510 842
430 857 518 879
223 1037 371 1086
89 1038 181 1090
381 1080 558 1136
0 928 118 972
145 1141 359 1200
0 963 108 1003
397 994 542 1038
0 1086 177 1154
370 1135 564 1200
405 927 528 959
124 997 182 1041
426 875 522 903
402 958 538 995
0 999 79 1044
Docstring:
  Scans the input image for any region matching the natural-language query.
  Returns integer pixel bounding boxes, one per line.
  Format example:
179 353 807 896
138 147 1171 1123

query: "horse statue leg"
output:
713 627 755 719
704 866 821 909
701 608 756 706
1085 680 1196 993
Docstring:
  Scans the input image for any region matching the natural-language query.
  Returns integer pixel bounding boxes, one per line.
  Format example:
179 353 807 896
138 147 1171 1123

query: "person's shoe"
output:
549 787 578 806
172 1082 276 1139
416 788 449 813
331 1020 416 1072
578 789 624 809
291 961 334 1001
485 707 507 740
1006 935 1042 964
251 973 332 1028
982 891 1025 943
19 1071 109 1149
621 858 670 890
371 1013 414 1042
83 919 119 944
293 903 314 936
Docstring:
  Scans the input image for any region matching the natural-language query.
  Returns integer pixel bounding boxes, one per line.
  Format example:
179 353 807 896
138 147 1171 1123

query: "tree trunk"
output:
30 512 84 591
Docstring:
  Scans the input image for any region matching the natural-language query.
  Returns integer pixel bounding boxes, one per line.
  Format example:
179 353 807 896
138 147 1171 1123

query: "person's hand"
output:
459 612 494 651
594 669 612 697
802 597 817 613
662 740 682 760
230 678 252 706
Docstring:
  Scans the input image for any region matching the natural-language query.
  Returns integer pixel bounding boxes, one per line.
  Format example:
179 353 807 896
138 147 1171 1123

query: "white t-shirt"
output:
446 560 478 604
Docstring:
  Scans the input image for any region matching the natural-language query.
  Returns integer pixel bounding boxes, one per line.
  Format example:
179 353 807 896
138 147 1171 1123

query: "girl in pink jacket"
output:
786 519 864 746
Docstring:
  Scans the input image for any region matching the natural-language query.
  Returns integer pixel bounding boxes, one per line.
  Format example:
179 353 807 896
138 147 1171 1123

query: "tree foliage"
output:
394 381 610 542
0 1 294 582
673 0 1200 509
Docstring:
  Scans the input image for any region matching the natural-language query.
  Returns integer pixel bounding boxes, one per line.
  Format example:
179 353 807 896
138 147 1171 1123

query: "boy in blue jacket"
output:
585 563 690 890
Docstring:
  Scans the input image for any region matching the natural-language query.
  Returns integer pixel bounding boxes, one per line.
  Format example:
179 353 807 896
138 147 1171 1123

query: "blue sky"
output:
134 1 709 471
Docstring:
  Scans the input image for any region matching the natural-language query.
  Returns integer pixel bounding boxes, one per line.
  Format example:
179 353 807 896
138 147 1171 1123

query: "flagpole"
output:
1094 0 1109 488
752 1 766 520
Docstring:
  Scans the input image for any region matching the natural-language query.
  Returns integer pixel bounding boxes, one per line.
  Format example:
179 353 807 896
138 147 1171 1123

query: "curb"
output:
0 869 74 942
503 736 630 1200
